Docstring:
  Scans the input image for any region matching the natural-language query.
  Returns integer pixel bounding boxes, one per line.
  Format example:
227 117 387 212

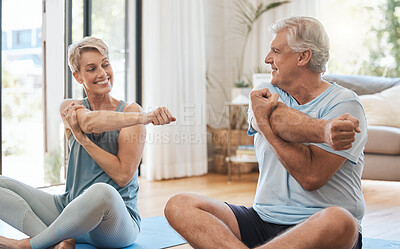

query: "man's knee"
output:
164 193 201 221
319 207 358 244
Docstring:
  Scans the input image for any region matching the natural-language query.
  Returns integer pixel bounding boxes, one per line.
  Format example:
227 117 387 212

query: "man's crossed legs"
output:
165 193 361 249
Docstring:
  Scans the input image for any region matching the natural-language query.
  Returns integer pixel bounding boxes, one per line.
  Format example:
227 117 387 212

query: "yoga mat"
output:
74 216 186 249
0 216 186 249
3 218 400 248
363 237 400 249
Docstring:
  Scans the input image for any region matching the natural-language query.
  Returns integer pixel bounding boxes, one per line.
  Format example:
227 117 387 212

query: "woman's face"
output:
73 49 113 95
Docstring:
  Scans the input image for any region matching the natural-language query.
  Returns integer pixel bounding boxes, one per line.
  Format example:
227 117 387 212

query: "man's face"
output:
264 29 300 88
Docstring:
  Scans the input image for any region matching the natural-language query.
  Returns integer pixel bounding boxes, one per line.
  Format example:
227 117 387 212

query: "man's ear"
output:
297 49 312 67
73 72 83 84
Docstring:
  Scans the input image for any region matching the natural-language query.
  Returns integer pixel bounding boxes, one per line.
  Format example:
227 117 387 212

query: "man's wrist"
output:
321 119 331 144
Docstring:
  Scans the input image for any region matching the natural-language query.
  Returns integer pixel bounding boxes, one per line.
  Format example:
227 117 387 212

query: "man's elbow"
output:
300 176 325 191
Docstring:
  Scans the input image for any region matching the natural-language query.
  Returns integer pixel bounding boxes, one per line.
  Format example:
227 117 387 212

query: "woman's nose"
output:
98 68 107 77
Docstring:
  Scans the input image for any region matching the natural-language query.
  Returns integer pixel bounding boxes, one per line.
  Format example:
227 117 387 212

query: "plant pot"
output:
231 87 252 104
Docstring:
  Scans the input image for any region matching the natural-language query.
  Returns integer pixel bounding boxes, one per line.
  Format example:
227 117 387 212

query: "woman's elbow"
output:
80 113 97 133
116 175 134 188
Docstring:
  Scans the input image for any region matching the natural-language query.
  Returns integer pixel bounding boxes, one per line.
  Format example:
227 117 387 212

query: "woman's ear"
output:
73 72 83 84
297 49 312 67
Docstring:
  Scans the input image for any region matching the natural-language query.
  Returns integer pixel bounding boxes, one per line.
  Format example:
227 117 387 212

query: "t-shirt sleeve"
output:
248 83 284 136
311 99 368 164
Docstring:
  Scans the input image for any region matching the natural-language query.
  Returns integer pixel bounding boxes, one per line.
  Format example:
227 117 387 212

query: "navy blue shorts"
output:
226 203 362 248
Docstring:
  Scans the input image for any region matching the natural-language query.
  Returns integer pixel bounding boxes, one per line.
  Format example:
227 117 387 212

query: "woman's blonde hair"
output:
68 36 109 73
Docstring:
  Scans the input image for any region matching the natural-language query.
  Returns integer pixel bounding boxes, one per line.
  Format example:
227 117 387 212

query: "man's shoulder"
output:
329 83 359 101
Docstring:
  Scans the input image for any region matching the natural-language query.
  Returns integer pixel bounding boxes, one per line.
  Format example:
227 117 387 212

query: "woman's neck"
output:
86 94 116 111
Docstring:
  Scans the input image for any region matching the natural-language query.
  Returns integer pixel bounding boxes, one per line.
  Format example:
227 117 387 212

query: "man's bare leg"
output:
52 239 75 249
256 207 359 249
164 193 247 249
0 237 75 249
0 237 30 249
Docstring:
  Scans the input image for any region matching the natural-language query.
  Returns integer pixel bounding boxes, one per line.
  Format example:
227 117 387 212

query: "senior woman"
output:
0 37 175 249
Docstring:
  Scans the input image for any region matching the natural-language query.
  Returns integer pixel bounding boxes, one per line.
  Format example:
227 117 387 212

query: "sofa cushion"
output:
359 84 400 128
322 74 400 96
365 126 400 155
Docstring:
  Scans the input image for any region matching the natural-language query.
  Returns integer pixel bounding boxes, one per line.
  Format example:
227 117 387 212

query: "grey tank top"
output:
54 98 140 226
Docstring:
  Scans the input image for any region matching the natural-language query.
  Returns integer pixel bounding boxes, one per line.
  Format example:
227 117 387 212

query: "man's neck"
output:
284 73 330 105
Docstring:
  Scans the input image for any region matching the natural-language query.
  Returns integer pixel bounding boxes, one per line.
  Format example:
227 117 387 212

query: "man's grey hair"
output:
68 36 109 73
270 16 330 73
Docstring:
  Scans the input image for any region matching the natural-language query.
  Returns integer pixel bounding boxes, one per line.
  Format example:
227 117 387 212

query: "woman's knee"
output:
0 175 12 188
84 183 121 207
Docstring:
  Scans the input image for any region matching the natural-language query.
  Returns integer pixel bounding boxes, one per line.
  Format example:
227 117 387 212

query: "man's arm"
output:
249 91 360 151
269 103 360 151
250 88 358 191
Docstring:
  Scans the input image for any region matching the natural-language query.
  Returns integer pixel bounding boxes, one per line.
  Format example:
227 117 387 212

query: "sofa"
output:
322 74 400 181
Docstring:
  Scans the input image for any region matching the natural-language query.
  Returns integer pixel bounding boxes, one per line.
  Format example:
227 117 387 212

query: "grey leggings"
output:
0 176 139 249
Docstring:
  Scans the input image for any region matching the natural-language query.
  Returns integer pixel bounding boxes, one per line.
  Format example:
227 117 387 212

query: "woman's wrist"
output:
75 133 90 145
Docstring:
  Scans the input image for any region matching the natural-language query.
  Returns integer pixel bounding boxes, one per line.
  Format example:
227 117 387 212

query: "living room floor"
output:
44 172 400 248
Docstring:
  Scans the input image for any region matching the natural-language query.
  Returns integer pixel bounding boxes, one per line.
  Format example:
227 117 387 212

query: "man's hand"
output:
145 107 176 125
324 113 360 151
250 88 279 128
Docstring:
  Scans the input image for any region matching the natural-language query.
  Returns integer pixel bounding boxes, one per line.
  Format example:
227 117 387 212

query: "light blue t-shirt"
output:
248 82 368 231
54 98 141 227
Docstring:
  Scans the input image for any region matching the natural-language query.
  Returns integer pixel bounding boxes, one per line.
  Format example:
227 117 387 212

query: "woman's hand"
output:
145 107 176 125
61 103 88 144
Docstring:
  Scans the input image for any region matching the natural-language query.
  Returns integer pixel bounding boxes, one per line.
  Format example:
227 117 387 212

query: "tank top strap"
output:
115 100 127 112
80 98 127 112
81 98 90 109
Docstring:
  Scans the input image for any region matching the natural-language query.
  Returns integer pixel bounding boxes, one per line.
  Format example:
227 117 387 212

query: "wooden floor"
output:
137 173 400 248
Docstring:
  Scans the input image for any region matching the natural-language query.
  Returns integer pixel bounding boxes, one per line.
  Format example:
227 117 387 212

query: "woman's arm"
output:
77 104 146 187
60 99 175 135
61 100 175 187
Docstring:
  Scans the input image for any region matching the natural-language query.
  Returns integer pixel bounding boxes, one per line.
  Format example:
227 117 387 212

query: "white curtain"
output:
141 0 208 180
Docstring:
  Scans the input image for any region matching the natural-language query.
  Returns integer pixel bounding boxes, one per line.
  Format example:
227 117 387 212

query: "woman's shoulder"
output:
123 102 144 113
59 98 83 113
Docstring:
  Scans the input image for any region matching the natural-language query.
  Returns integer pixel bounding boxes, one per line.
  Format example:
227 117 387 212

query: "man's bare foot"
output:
0 237 31 249
52 239 75 249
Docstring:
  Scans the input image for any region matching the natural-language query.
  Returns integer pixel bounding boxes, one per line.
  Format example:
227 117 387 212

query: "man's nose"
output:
265 52 272 64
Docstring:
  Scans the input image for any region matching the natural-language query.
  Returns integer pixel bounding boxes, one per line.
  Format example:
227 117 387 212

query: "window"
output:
320 0 398 77
91 0 127 100
1 0 44 187
1 0 138 186
12 29 32 49
69 0 129 101
1 32 6 49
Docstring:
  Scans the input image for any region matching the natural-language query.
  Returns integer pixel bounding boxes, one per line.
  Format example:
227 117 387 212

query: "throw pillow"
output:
359 84 400 128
